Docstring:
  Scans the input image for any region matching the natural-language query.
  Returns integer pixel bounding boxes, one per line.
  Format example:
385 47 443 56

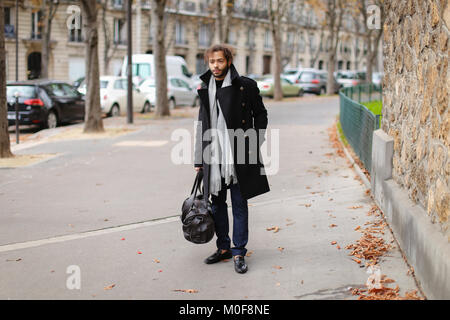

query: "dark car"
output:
6 79 85 129
292 69 328 95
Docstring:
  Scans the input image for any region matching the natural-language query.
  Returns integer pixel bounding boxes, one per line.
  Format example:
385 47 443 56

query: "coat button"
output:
242 102 246 107
240 86 244 91
242 119 246 124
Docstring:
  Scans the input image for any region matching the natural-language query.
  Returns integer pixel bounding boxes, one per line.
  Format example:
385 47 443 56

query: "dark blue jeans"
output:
211 178 248 257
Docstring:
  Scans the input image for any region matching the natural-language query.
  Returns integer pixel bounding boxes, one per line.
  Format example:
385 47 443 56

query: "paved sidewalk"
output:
0 97 422 299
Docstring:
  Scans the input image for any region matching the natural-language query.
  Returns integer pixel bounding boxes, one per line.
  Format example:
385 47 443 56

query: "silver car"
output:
139 77 200 110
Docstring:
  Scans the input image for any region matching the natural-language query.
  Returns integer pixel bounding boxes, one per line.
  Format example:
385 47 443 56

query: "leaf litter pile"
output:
345 205 423 300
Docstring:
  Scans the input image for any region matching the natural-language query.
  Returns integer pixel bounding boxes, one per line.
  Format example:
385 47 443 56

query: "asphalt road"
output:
0 95 421 299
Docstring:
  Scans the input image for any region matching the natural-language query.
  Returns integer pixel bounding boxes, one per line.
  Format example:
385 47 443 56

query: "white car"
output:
139 77 199 110
78 76 151 116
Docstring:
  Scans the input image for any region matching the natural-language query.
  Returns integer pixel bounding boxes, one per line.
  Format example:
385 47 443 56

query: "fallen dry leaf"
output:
173 289 198 293
273 265 283 270
348 205 363 209
329 224 338 228
331 241 337 245
277 247 284 252
104 284 115 290
245 250 254 257
153 259 160 263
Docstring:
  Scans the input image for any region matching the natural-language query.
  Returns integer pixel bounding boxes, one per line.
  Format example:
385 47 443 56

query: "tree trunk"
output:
41 0 58 79
222 0 234 43
268 0 283 101
214 0 223 43
81 0 104 133
0 3 13 158
152 0 170 117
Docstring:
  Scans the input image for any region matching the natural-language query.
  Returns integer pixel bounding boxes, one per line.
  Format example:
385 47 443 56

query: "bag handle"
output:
190 169 203 196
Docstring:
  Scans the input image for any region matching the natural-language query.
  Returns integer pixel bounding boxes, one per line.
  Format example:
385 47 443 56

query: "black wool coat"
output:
194 64 270 200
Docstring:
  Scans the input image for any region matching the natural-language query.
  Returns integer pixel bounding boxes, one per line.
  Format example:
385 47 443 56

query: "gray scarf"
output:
208 69 237 196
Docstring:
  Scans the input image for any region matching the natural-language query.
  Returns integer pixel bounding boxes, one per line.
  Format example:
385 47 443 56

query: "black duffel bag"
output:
181 170 215 244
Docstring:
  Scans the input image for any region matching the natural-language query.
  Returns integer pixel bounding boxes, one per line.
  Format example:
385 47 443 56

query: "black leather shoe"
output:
233 255 248 274
204 249 232 264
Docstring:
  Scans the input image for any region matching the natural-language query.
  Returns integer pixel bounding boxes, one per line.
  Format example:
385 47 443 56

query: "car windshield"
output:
7 85 36 99
100 80 109 88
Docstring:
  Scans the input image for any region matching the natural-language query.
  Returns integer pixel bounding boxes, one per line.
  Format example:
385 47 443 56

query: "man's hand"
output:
195 167 203 172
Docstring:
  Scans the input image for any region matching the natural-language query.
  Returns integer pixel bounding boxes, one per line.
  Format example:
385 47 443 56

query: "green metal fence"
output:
339 84 382 175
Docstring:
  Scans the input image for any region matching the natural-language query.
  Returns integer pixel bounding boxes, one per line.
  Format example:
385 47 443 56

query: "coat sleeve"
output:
248 81 268 146
194 107 203 168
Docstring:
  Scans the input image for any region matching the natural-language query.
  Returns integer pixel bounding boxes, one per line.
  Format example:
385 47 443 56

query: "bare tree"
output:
268 0 291 101
308 0 346 95
356 0 384 83
80 0 104 133
152 0 170 117
213 0 234 43
39 0 58 79
100 0 121 75
0 2 13 158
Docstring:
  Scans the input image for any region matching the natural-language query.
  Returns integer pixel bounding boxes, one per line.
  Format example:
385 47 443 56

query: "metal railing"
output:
339 84 382 175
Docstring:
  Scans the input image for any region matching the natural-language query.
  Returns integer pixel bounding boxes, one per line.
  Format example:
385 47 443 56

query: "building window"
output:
175 20 186 45
198 23 211 47
113 18 126 44
246 27 255 48
318 60 324 70
31 10 43 40
4 7 15 38
69 15 83 42
112 0 124 9
196 53 207 74
264 29 272 49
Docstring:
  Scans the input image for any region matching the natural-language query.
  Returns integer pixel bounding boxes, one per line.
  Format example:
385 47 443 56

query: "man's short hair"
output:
204 44 234 64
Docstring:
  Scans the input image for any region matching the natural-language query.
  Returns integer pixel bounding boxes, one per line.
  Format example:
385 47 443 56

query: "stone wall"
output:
382 0 449 237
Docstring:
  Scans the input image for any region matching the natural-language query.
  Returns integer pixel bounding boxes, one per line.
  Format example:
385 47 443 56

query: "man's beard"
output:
213 65 229 79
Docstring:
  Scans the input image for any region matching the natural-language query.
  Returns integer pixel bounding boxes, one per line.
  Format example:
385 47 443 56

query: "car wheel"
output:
142 101 151 113
169 98 176 110
110 104 120 117
192 96 200 108
298 89 304 97
46 110 58 129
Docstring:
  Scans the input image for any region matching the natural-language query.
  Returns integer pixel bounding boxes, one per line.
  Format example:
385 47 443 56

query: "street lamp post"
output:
15 0 18 81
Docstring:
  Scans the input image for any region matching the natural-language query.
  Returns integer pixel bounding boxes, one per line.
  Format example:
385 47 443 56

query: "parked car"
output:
290 69 328 95
139 77 200 109
78 76 151 116
334 70 363 88
73 76 85 89
281 67 306 83
256 76 303 98
6 80 85 129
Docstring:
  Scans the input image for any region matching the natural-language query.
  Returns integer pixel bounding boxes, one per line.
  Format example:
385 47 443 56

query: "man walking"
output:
194 44 270 274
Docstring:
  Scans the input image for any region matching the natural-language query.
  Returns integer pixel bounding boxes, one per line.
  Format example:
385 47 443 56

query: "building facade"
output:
3 0 381 83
